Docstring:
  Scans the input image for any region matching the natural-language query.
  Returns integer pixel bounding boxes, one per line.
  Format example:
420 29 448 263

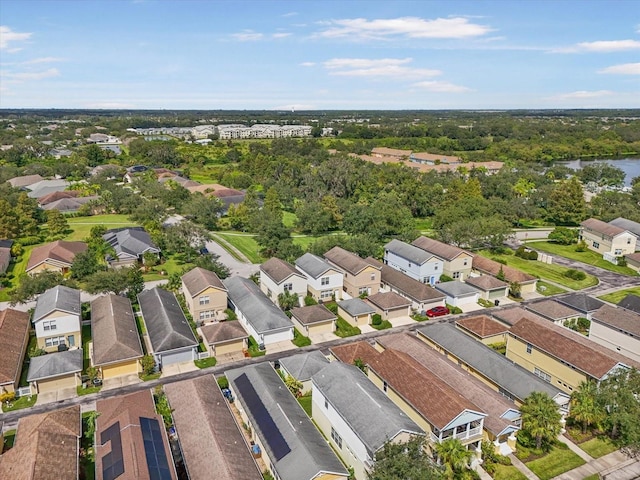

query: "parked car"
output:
426 306 450 317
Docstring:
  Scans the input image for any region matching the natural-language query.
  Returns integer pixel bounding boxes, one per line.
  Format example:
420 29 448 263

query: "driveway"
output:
35 386 77 405
205 237 259 278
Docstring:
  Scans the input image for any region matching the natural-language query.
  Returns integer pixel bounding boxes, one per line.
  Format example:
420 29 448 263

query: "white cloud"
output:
412 80 471 93
22 56 64 65
231 30 264 41
317 16 492 40
2 68 60 81
272 32 292 39
598 62 640 75
553 39 640 53
324 57 441 79
551 90 613 100
0 26 32 50
282 12 298 17
300 62 316 67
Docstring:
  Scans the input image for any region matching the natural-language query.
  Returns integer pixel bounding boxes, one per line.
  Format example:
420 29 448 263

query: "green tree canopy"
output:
519 391 562 451
368 436 443 480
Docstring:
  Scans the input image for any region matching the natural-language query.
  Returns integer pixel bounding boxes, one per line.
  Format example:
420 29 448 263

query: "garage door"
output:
216 340 244 356
159 348 195 366
488 289 504 300
102 360 140 379
37 375 77 394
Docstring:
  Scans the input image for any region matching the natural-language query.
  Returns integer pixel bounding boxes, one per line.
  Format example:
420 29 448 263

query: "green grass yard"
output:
194 356 217 368
0 244 36 302
2 394 37 412
335 317 362 338
65 214 137 241
213 232 264 263
536 280 567 296
298 394 312 417
599 286 640 304
525 444 585 480
579 437 618 458
491 464 528 480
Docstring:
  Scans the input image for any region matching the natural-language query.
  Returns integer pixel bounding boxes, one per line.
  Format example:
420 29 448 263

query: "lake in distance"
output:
559 158 640 186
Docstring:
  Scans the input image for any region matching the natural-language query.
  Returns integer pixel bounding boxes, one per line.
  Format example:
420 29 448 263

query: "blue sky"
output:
1 0 639 110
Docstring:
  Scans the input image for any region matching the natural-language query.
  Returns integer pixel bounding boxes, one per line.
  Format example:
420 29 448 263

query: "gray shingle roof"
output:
33 285 81 323
91 294 143 366
338 298 376 316
366 258 445 303
618 294 640 314
279 350 329 381
384 239 436 265
138 287 198 353
27 348 83 382
417 323 565 403
609 217 640 237
581 218 627 238
435 281 479 297
526 299 581 321
590 304 640 337
103 227 159 259
226 363 348 480
556 293 605 315
295 253 335 279
312 361 423 457
224 276 293 334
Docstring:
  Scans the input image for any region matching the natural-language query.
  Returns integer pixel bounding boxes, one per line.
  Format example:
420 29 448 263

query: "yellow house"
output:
471 256 538 295
506 317 636 393
580 218 637 259
90 294 143 380
365 291 411 321
25 240 88 276
337 298 376 328
200 320 248 358
290 304 337 338
411 236 473 281
0 308 30 394
324 246 381 298
181 266 228 324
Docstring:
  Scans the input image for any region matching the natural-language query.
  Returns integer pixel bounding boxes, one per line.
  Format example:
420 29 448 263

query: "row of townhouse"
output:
217 123 313 139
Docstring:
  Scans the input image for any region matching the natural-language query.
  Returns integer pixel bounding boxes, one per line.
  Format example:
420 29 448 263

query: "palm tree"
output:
434 438 473 479
571 381 604 433
520 391 562 450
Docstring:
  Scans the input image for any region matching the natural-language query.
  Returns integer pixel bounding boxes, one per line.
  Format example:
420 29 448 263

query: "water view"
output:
560 158 640 186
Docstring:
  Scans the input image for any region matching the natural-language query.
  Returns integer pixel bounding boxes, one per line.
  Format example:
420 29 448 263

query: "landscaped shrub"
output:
304 295 318 306
217 375 229 390
372 314 382 326
515 246 538 260
564 268 586 280
224 308 237 320
438 274 454 282
325 302 338 314
575 240 588 252
446 304 463 314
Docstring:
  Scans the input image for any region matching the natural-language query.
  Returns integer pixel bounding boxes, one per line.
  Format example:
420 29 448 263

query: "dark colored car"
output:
426 306 450 317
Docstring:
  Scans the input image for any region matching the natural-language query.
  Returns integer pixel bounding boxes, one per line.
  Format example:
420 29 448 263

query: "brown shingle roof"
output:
371 147 412 157
368 349 483 431
91 294 144 367
526 300 581 321
0 405 80 480
96 391 176 480
324 246 377 276
592 304 640 337
291 304 336 326
26 240 88 272
471 255 537 283
465 275 508 291
7 174 44 188
330 341 380 365
200 320 248 345
366 291 411 310
260 257 304 284
366 258 445 303
456 315 509 338
164 376 262 480
181 267 226 298
0 308 30 386
581 218 626 238
492 306 543 326
412 236 470 261
508 318 622 379
37 190 78 206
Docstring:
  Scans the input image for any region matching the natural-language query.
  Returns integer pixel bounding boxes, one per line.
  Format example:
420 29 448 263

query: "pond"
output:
558 158 640 186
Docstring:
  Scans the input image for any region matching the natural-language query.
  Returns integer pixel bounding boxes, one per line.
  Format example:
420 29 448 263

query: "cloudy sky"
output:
1 0 639 109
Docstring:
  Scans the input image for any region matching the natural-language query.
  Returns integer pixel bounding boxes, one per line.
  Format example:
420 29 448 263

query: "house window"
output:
383 381 388 393
370 273 376 281
534 368 552 383
408 263 412 268
45 336 65 347
453 272 461 279
199 295 210 305
628 238 632 244
67 335 75 347
593 241 600 249
320 290 333 300
199 311 213 320
283 283 293 292
359 287 369 295
321 276 330 286
526 343 532 354
463 259 469 266
331 427 343 449
614 249 622 255
324 398 328 409
43 320 57 331
267 288 272 298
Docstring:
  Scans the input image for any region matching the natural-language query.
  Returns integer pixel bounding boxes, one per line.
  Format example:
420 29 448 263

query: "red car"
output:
426 306 450 317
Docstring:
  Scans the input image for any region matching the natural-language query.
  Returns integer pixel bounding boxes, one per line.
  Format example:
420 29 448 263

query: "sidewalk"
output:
560 434 593 463
509 454 540 480
550 449 631 480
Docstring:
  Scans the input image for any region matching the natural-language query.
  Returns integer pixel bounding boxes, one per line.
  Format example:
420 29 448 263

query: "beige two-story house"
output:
181 267 228 324
324 246 381 298
411 236 473 281
580 218 637 260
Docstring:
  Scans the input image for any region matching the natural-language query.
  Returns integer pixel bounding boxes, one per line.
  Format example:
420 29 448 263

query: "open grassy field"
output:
478 250 598 290
214 232 264 263
599 286 640 304
65 214 137 241
530 241 638 276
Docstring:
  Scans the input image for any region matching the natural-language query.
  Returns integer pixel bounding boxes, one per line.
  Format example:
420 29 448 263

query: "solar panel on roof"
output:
101 422 125 480
234 373 291 461
140 417 173 480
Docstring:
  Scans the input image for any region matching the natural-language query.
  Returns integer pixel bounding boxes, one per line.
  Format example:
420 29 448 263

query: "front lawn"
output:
491 464 528 480
143 255 193 281
77 385 101 396
335 317 361 338
0 244 36 302
139 372 161 381
525 443 585 480
292 328 312 347
599 286 640 304
65 214 137 241
18 334 38 387
372 320 393 330
213 232 264 263
531 241 638 276
579 436 618 458
2 394 37 412
298 393 312 417
536 280 567 296
194 356 217 369
247 336 266 357
2 429 16 451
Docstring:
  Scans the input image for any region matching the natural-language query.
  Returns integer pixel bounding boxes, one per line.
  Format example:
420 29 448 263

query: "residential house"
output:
410 152 461 165
226 363 349 480
96 390 177 480
199 321 248 358
491 306 544 327
0 308 30 394
32 285 81 352
525 299 582 327
556 293 605 320
589 304 640 363
411 236 473 281
608 217 640 238
330 340 381 366
295 253 343 302
416 323 570 411
370 147 412 160
40 195 98 214
455 315 510 345
138 287 199 368
260 257 307 307
365 291 411 321
103 227 160 268
506 317 637 393
0 406 80 479
224 276 294 349
471 256 538 295
312 361 424 480
90 294 143 380
624 252 640 273
435 281 480 308
26 240 88 276
464 275 508 302
181 266 228 324
337 298 376 328
579 218 637 261
377 333 520 455
290 304 337 338
279 350 329 394
164 376 262 480
25 179 71 199
324 246 381 298
366 257 446 312
27 348 83 394
7 174 44 188
383 239 443 285
618 294 640 314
